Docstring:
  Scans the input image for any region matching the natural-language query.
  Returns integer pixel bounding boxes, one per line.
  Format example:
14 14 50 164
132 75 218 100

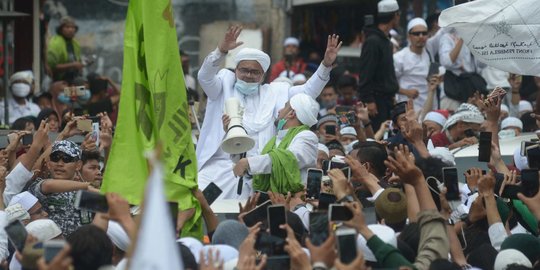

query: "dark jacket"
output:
357 26 399 103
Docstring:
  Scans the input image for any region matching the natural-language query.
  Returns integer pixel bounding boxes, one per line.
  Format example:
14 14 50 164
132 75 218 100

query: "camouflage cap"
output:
51 140 81 159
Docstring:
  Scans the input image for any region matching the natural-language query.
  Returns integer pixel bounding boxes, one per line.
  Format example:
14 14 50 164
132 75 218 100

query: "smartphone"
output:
321 160 330 174
44 240 66 263
345 111 356 125
329 204 353 222
520 169 539 197
478 132 492 162
309 211 329 246
493 173 519 200
306 169 323 200
341 167 351 181
6 133 17 144
526 147 540 170
442 167 460 201
21 134 33 146
318 193 337 211
464 129 476 138
325 125 337 136
243 200 272 228
338 114 350 126
364 14 374 26
336 227 357 264
363 207 377 225
267 205 287 239
255 232 286 256
91 121 100 147
521 141 537 156
202 182 222 205
264 255 290 269
77 119 93 132
256 191 270 205
5 220 27 251
335 106 353 115
74 190 109 213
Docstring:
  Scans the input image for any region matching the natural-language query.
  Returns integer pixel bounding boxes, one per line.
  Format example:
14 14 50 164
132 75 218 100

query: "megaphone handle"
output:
237 176 243 195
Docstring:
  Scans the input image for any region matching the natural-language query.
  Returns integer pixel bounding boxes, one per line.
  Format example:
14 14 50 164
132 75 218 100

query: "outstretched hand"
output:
322 34 342 67
219 25 244 54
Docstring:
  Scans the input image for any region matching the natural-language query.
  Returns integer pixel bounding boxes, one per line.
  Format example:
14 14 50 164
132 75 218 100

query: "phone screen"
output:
526 147 540 170
337 230 357 264
325 125 336 136
77 119 93 132
243 200 271 228
268 205 287 238
443 167 460 201
44 240 65 263
256 192 270 205
21 134 33 146
345 112 356 125
309 211 329 246
521 169 539 197
328 161 348 170
329 204 353 221
75 190 109 213
478 132 492 162
202 182 223 205
5 220 27 251
306 169 323 199
318 193 337 211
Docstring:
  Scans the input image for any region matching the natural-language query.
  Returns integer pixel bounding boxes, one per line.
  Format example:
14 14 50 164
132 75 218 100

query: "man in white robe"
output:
197 25 341 199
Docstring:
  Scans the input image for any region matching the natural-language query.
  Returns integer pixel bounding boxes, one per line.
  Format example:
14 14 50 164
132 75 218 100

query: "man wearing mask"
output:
233 93 319 193
47 16 83 82
318 83 338 116
0 71 41 125
429 103 484 150
197 26 341 198
268 37 307 82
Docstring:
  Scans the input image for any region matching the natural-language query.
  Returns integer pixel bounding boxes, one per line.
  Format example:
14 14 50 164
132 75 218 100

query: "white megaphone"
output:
221 98 255 154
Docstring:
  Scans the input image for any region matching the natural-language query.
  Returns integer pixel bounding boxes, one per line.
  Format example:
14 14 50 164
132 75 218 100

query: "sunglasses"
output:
50 152 78 163
409 31 428 37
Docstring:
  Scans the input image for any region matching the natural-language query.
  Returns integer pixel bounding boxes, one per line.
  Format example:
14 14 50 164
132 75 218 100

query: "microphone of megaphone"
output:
221 98 255 154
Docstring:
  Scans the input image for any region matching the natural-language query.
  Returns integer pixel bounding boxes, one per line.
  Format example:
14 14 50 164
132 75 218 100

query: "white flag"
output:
439 0 540 75
129 161 183 270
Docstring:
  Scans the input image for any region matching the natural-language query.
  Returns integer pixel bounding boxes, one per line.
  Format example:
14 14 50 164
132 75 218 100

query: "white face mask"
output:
11 83 31 98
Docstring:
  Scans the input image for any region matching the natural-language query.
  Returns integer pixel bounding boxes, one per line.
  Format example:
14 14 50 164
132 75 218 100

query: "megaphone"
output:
221 98 255 154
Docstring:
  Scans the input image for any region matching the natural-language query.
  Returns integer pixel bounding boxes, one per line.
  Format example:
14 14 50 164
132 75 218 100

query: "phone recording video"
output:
202 182 222 205
5 220 28 251
520 169 539 197
74 190 109 213
526 146 540 170
243 200 271 228
21 134 33 146
77 119 93 132
306 169 323 200
325 125 337 136
478 132 492 162
318 193 337 211
44 240 66 263
267 205 287 239
336 228 357 264
329 204 353 222
309 211 329 246
442 167 460 201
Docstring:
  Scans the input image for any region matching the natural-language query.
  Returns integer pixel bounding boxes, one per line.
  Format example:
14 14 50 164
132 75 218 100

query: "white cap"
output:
9 70 33 85
234 48 271 73
9 191 38 211
318 143 330 156
357 224 397 261
500 104 509 113
423 111 447 127
519 100 533 113
177 237 204 262
494 249 532 270
283 37 300 47
290 93 320 127
107 221 130 251
25 219 62 241
5 203 30 223
340 126 357 137
429 147 456 166
292 73 307 84
501 117 523 130
407 17 427 33
201 245 239 263
378 0 399 13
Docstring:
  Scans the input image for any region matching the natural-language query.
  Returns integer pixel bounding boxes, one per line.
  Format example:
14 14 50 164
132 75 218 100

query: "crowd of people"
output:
0 0 539 269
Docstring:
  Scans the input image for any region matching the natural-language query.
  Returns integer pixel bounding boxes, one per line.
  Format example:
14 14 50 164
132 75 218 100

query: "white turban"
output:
407 17 427 33
26 219 62 241
283 37 300 47
5 203 30 223
501 117 523 130
9 191 38 211
519 100 533 113
234 48 271 73
378 0 399 13
9 70 33 85
290 93 320 127
444 103 484 130
340 126 357 137
429 147 456 166
423 111 447 127
318 143 330 156
107 221 130 251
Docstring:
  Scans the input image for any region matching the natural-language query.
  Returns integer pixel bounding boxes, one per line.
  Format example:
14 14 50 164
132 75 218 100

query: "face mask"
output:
321 100 336 110
234 79 259 96
11 83 31 98
277 118 287 131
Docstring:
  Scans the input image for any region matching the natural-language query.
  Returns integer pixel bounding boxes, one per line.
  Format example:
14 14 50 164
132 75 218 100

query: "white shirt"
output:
394 47 433 111
0 98 41 125
4 162 34 206
439 32 477 75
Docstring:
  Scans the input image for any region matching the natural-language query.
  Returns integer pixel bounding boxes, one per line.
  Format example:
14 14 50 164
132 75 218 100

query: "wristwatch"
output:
337 195 355 203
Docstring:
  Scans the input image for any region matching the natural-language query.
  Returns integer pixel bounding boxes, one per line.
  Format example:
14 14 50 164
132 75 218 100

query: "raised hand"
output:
384 145 424 185
218 25 244 54
354 102 370 125
322 34 342 67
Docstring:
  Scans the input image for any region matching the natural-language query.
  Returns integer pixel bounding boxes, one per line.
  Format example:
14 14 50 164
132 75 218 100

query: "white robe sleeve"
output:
488 222 508 251
293 206 310 231
197 47 227 101
439 34 461 70
4 162 34 206
0 211 8 261
288 64 331 100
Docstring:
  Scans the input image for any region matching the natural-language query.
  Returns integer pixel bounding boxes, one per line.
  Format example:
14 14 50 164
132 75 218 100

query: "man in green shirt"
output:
47 16 83 82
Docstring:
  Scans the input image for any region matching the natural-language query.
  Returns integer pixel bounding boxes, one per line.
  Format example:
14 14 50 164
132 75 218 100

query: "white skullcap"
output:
345 139 359 154
9 70 33 85
177 237 204 262
423 111 447 127
9 191 38 211
378 0 399 13
5 203 30 223
107 221 130 251
318 143 330 156
234 48 271 73
272 76 294 86
501 117 523 130
444 103 484 130
514 147 529 171
357 224 397 261
201 245 239 263
429 147 456 166
292 73 307 84
340 126 357 137
290 93 320 127
519 100 533 113
500 104 509 113
283 37 300 47
494 249 532 270
407 18 427 33
25 219 62 241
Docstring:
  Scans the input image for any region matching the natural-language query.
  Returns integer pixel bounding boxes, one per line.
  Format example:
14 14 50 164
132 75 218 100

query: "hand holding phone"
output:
306 169 323 200
267 205 287 238
520 169 539 197
5 220 27 251
202 182 223 205
329 204 353 222
243 200 272 228
478 132 492 162
309 211 329 246
336 227 357 264
74 190 109 213
44 240 67 263
442 167 460 201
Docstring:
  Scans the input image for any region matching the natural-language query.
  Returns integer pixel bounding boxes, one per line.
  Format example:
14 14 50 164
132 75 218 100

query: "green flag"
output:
102 0 202 239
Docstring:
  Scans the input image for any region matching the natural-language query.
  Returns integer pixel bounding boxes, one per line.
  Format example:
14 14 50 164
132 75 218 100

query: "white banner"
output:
439 0 540 76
